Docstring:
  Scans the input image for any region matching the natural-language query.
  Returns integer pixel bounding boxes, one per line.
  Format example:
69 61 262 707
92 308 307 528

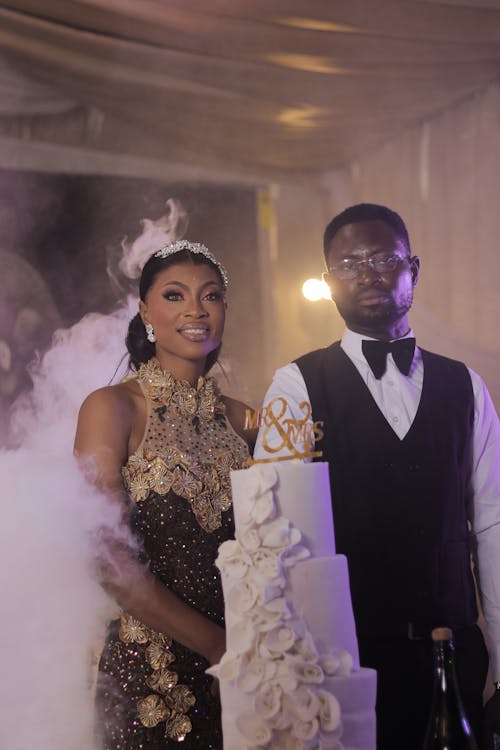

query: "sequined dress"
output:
96 358 249 749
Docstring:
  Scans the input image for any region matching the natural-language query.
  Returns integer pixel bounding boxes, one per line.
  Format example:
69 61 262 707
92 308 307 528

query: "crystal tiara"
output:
154 240 229 288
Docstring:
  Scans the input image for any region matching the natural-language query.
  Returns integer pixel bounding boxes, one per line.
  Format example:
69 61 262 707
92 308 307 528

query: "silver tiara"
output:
154 240 229 288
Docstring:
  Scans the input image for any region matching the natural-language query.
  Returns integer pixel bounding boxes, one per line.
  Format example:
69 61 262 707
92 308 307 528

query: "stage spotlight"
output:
302 278 331 301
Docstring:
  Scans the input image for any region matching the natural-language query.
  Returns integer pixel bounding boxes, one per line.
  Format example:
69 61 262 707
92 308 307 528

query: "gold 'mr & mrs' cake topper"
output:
244 397 324 465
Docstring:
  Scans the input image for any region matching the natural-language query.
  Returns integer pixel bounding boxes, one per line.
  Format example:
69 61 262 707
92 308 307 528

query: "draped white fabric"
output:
0 0 499 181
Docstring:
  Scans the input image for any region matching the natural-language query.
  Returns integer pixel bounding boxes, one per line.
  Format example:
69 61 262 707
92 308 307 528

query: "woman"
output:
74 240 254 749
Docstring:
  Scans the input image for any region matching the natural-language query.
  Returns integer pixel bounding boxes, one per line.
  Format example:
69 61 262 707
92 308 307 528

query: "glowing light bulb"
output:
302 278 331 301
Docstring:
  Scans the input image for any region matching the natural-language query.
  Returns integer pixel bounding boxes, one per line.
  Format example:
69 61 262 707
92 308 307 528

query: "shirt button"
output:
392 415 399 423
387 379 395 386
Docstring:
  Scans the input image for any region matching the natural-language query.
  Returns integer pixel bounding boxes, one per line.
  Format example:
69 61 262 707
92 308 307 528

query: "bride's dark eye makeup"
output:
162 290 184 301
203 290 224 302
162 287 224 303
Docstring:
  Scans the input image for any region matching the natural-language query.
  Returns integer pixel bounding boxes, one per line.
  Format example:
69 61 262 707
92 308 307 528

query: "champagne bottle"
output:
422 627 478 749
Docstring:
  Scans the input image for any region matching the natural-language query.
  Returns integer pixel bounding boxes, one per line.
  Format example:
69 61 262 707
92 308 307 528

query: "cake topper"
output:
245 397 323 464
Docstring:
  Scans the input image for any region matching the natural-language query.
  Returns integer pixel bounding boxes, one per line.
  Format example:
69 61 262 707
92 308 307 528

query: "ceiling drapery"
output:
0 0 499 181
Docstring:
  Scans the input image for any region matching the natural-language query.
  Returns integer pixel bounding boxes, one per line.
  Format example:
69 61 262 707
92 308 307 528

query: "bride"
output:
75 240 255 749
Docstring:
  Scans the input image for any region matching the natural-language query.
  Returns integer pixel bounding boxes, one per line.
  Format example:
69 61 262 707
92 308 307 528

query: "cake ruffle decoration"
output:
208 463 353 749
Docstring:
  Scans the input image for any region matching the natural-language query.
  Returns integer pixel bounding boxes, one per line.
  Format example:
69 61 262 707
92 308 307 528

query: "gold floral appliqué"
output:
120 615 195 741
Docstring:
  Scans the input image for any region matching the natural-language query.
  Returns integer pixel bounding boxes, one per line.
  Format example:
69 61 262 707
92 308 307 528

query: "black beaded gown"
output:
95 358 249 749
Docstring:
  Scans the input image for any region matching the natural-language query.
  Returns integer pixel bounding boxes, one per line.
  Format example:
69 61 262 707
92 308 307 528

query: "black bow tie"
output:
361 337 416 379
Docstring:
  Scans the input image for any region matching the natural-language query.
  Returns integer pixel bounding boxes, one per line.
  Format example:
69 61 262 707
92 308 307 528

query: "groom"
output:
255 203 500 749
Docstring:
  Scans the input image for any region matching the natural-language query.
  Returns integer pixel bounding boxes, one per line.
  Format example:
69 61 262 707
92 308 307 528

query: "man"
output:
254 203 500 749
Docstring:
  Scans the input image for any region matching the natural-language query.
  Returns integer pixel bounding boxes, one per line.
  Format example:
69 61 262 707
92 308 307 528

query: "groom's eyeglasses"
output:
328 254 408 280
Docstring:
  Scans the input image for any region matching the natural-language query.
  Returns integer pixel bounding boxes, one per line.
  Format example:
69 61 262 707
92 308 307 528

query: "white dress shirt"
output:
254 328 500 679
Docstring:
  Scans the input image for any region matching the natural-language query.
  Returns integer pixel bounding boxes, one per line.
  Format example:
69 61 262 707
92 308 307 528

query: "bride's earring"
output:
145 322 156 343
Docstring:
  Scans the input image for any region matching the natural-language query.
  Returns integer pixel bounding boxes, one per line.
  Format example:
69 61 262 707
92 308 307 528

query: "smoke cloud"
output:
107 197 188 294
0 298 137 750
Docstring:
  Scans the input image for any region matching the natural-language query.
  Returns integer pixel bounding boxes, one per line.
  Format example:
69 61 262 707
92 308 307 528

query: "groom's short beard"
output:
337 288 414 330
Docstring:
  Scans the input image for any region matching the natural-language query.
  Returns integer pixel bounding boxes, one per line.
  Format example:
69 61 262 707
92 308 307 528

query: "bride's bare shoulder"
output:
78 376 141 420
75 375 145 459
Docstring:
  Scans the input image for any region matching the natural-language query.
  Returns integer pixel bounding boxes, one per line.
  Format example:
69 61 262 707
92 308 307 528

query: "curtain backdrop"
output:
0 1 499 181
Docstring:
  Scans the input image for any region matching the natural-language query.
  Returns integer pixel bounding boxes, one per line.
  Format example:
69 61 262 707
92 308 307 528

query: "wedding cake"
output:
210 460 376 750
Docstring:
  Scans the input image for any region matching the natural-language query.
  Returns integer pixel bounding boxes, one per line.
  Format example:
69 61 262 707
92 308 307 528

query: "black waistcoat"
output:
295 342 476 636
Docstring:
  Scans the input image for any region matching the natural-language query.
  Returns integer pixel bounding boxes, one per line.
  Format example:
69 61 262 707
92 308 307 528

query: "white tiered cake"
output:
210 461 376 750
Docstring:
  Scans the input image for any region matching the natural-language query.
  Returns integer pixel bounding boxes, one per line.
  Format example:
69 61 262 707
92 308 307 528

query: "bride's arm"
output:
74 386 226 666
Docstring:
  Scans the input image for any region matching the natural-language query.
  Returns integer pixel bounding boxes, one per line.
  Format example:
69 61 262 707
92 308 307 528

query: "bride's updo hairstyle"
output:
126 241 228 374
